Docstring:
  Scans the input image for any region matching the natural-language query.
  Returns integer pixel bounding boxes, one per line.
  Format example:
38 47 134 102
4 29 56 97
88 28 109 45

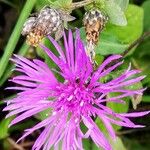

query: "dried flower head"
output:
83 9 108 61
22 6 75 47
4 30 149 150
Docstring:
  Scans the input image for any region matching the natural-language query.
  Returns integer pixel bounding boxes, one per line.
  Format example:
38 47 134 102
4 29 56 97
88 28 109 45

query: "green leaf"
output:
95 54 104 66
9 119 36 132
106 4 144 44
93 137 126 150
107 94 129 114
95 117 107 134
107 93 129 130
80 27 128 56
114 0 129 11
125 81 143 109
104 0 127 26
95 116 127 149
95 32 129 55
142 73 150 87
96 90 129 132
0 117 13 140
142 0 150 31
36 47 46 59
83 139 92 150
35 108 52 120
107 99 129 114
142 96 150 103
110 137 126 150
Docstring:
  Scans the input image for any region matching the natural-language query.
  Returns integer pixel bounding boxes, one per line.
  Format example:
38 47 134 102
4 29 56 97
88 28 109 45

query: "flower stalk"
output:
71 0 95 10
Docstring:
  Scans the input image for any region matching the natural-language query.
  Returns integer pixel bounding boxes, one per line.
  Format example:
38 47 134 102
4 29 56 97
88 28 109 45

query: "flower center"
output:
55 80 95 114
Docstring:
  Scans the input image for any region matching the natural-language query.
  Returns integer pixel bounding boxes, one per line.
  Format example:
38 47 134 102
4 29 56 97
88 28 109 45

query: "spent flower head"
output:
4 30 149 150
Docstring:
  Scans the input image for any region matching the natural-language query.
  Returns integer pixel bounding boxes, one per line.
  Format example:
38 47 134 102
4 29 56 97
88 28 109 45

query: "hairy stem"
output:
106 32 150 68
71 0 94 10
123 31 150 57
117 126 150 136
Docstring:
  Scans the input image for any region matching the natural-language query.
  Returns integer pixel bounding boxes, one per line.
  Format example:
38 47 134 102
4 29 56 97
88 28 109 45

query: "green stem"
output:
0 43 30 86
0 0 36 79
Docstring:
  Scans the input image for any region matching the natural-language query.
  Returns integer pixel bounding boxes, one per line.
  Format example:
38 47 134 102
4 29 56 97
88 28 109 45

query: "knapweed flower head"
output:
4 30 149 150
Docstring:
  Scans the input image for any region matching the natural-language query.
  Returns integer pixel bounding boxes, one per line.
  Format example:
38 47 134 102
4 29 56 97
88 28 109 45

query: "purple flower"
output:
4 30 149 150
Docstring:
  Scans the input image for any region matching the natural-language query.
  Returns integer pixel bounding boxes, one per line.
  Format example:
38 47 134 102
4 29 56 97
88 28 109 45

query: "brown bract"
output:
83 9 108 61
22 6 75 47
83 9 108 45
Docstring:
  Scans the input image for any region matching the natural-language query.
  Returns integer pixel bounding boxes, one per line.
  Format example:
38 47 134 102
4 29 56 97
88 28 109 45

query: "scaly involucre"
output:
4 30 149 150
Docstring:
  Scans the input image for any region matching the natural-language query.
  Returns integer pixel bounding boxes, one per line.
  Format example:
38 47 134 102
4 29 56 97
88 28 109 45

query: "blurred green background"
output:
0 0 150 150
